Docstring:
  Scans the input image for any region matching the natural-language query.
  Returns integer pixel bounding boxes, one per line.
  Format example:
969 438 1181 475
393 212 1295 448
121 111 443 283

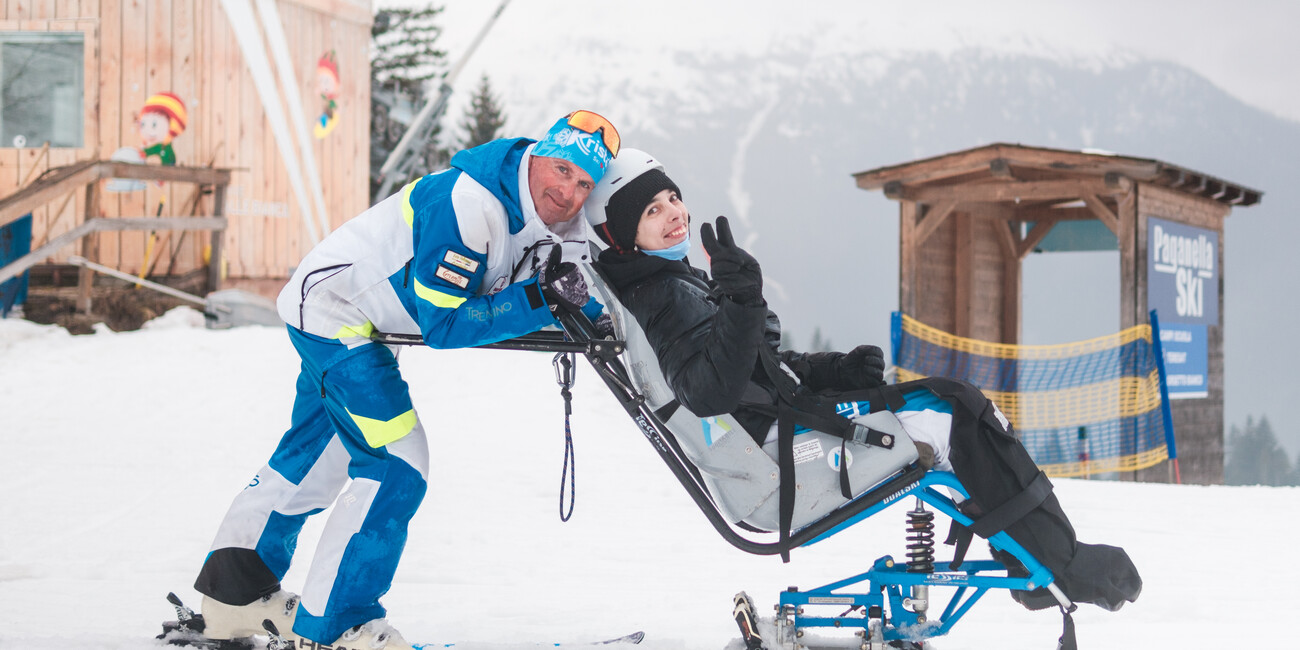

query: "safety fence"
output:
891 312 1176 478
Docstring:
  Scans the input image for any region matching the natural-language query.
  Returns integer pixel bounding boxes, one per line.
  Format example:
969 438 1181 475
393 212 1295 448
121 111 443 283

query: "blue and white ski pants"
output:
196 326 430 644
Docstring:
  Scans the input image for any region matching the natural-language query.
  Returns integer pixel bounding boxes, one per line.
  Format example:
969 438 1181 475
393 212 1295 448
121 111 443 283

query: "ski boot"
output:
733 591 765 650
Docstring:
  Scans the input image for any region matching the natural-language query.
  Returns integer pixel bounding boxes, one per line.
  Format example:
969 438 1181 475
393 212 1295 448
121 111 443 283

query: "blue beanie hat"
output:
532 116 615 183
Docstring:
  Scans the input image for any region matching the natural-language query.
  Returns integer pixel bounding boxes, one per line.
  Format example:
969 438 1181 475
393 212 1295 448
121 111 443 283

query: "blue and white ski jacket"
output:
277 138 600 348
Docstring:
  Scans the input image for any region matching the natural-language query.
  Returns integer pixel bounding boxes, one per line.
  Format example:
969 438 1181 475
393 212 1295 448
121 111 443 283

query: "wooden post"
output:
208 183 227 293
77 180 102 314
954 212 973 338
898 201 918 318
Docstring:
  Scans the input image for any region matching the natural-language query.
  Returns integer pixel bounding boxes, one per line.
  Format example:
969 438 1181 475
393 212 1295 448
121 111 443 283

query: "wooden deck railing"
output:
0 160 232 313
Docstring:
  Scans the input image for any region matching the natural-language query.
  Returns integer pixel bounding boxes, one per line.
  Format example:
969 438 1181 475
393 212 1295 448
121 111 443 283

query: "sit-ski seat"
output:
583 262 921 533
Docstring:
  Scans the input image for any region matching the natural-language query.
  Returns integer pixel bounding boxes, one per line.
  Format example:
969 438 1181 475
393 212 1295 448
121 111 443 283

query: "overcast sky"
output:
419 0 1300 125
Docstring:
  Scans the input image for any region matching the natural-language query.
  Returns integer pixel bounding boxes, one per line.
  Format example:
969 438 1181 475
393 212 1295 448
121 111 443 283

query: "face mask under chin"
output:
642 235 691 260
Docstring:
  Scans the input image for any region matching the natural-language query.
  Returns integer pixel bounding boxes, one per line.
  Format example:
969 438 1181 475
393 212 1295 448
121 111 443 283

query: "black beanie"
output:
597 168 681 253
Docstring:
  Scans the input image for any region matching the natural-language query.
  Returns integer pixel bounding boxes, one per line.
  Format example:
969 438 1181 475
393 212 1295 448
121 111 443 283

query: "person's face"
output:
317 69 339 98
633 189 689 251
528 156 594 225
139 112 170 146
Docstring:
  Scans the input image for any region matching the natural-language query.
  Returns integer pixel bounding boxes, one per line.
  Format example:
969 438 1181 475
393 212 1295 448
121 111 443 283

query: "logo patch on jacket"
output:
443 250 480 273
435 264 470 289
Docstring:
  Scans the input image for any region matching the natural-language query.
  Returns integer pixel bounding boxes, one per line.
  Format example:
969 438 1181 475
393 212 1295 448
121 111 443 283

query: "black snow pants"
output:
916 377 1143 612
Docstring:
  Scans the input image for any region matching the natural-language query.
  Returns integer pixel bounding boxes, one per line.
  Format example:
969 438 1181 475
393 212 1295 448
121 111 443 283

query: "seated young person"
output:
585 149 1141 613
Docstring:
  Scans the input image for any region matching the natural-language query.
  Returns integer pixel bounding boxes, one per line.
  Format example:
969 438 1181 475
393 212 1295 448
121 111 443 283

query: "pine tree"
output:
369 5 450 201
809 327 834 353
1224 415 1295 486
371 6 446 101
457 74 507 150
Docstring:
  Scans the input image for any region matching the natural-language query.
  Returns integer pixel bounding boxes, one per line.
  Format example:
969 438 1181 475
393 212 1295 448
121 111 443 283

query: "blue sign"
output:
1159 322 1208 399
0 214 32 317
1147 216 1218 325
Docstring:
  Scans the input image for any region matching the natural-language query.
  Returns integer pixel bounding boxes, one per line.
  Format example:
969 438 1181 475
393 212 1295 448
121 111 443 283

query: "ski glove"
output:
836 344 887 389
539 246 589 313
593 313 615 339
701 216 764 305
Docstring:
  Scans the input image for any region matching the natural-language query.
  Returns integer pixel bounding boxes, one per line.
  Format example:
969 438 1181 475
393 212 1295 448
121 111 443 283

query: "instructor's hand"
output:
701 216 763 305
539 246 589 313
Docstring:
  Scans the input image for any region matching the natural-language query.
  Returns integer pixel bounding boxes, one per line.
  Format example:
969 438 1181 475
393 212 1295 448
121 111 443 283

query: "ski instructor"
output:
191 111 620 650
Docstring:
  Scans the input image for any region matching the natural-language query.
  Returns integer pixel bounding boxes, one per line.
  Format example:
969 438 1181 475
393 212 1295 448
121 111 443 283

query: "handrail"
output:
0 216 228 284
0 159 235 310
0 160 233 229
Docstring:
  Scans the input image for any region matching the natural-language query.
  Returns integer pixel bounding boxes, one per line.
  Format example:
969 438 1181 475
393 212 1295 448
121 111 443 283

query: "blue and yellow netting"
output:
892 313 1172 477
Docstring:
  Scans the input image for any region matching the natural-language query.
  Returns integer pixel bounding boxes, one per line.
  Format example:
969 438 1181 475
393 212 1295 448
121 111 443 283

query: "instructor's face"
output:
528 156 594 225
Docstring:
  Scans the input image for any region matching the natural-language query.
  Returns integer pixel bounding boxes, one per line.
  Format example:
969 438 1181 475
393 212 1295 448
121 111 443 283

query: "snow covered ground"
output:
1 311 1295 650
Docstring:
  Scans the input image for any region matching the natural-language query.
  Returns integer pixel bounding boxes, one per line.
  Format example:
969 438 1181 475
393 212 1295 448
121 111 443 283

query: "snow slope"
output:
1 312 1296 650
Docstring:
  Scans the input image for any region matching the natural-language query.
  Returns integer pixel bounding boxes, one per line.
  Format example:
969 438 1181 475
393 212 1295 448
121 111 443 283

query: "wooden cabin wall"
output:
912 208 957 334
1134 184 1231 486
909 206 1014 343
0 0 371 286
967 207 1012 344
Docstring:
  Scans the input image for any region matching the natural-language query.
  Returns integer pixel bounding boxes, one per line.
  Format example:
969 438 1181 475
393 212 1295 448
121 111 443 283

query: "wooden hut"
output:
0 0 372 300
853 143 1262 485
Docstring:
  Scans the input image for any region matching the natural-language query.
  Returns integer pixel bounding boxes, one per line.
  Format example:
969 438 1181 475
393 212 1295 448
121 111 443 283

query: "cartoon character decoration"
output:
314 50 340 138
106 92 189 193
138 92 188 166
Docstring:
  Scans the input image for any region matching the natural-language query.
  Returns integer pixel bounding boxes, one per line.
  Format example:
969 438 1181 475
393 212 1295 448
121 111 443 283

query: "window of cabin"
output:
0 31 84 149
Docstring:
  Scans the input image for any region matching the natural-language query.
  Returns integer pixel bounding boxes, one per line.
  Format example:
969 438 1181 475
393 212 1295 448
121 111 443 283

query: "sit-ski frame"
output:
377 307 1072 648
777 471 1066 647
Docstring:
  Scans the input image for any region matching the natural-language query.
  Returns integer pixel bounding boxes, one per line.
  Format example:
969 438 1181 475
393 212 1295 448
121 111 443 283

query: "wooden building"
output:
853 143 1262 485
0 0 372 298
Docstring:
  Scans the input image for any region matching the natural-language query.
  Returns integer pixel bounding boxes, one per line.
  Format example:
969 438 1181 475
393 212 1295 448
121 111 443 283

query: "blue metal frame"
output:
780 472 1055 644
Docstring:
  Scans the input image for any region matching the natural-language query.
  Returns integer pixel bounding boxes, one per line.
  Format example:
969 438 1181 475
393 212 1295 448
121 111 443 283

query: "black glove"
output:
700 216 763 305
539 246 589 313
836 344 886 389
592 313 615 339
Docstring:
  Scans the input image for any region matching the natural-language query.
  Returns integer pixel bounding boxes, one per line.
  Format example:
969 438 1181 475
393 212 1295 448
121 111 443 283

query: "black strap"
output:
868 384 907 413
756 345 912 557
776 401 796 563
968 470 1053 539
839 438 852 499
944 521 974 570
653 399 680 422
1058 603 1078 650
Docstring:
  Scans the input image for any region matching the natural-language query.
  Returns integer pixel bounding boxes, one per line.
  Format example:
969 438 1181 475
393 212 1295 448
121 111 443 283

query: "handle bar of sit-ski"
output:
373 329 595 353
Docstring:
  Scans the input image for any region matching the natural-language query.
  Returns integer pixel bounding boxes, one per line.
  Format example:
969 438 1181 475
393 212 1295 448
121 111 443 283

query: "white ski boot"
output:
326 619 413 650
201 590 300 643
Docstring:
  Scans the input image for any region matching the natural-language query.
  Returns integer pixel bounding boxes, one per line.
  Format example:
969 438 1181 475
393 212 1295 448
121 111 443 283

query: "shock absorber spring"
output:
905 499 935 573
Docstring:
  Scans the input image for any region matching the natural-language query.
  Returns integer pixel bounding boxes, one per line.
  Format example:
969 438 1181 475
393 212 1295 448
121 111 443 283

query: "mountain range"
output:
429 10 1300 458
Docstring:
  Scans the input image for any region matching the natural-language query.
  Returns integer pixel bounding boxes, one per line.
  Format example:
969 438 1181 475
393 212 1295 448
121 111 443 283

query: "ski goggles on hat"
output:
534 110 621 182
563 110 620 158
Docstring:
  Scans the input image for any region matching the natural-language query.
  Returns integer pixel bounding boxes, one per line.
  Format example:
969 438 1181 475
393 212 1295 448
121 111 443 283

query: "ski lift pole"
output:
374 0 513 198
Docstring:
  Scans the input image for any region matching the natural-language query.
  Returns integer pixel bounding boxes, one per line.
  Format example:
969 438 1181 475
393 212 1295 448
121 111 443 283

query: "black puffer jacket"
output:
594 248 856 443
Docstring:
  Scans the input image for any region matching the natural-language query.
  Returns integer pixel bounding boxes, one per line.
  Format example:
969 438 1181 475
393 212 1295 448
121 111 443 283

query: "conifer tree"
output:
371 6 446 101
458 74 507 150
369 5 450 201
1224 415 1295 486
809 327 834 353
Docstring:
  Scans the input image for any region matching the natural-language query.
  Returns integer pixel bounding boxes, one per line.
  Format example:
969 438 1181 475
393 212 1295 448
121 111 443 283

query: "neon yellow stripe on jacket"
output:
414 278 467 308
348 407 418 448
401 179 419 228
331 321 375 340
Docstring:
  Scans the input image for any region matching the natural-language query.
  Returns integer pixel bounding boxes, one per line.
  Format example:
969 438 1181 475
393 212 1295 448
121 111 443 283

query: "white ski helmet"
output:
584 148 665 250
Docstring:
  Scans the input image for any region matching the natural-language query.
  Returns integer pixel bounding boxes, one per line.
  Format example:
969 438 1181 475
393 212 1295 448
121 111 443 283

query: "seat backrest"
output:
584 259 920 532
585 262 782 525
